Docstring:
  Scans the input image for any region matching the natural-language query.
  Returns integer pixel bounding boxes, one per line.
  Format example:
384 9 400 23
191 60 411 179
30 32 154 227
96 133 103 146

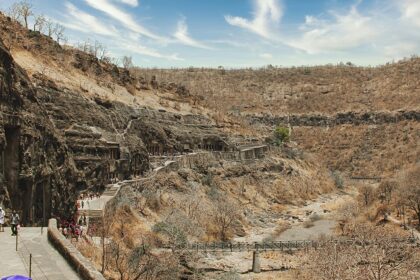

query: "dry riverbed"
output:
198 189 356 279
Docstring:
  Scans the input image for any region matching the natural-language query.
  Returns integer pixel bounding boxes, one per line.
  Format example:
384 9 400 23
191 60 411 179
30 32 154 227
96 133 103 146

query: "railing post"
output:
16 229 18 251
29 253 32 278
252 251 261 273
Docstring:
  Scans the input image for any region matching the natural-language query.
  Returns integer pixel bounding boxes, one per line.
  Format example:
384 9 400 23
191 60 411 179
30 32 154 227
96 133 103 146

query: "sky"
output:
1 0 420 68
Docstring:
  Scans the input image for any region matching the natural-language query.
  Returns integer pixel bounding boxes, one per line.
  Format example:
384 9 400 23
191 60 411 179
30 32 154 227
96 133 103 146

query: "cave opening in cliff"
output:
32 180 51 226
4 125 20 209
33 182 44 225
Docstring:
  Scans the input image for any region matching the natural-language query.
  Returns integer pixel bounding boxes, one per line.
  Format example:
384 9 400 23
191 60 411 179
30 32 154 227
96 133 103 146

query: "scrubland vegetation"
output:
1 2 418 279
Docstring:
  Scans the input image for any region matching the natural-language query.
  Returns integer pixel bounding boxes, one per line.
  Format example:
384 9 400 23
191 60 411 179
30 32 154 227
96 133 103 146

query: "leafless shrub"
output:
45 19 54 37
33 14 46 32
9 0 33 28
53 23 65 44
377 180 398 205
400 165 420 225
122 56 134 69
308 223 418 280
359 184 375 206
212 199 240 241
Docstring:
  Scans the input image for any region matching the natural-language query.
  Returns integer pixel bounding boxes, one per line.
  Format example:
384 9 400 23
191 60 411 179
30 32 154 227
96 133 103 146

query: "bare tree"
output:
94 40 107 59
359 184 375 206
98 209 116 274
33 14 46 32
179 193 202 222
53 23 65 44
77 40 91 53
109 217 176 280
213 199 240 241
338 201 360 235
377 180 397 204
395 184 408 225
61 36 69 46
310 223 417 280
122 56 133 69
11 0 33 29
46 19 55 37
352 224 416 280
8 2 21 21
402 165 420 225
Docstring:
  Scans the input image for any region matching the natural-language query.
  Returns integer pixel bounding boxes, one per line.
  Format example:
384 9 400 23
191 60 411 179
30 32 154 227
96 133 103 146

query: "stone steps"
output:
79 209 103 218
102 190 118 196
102 186 119 196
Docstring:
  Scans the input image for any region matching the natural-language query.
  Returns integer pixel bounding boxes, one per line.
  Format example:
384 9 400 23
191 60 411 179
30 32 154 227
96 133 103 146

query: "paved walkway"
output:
0 228 27 278
0 227 80 279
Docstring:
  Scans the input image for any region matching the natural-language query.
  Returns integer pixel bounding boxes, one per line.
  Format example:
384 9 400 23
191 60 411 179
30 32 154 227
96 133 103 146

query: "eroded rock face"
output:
34 84 150 185
0 30 236 225
249 111 420 127
0 39 77 225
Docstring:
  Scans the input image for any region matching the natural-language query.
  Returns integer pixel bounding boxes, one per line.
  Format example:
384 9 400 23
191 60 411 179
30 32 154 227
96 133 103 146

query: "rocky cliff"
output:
0 30 235 225
0 38 76 225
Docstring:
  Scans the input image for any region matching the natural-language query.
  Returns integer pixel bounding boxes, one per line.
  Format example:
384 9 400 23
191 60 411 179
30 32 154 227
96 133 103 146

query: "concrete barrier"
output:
47 218 106 280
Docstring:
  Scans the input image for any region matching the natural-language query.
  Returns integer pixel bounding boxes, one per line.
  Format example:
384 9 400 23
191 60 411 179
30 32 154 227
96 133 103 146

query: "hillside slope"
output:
138 63 420 178
0 12 335 230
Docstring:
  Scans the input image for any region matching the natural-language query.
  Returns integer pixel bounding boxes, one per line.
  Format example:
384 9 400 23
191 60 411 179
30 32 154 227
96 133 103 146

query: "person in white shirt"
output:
0 207 5 232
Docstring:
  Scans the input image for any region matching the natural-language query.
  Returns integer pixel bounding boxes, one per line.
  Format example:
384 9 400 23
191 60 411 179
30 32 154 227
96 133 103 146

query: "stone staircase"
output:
102 184 120 196
81 209 103 218
77 183 121 220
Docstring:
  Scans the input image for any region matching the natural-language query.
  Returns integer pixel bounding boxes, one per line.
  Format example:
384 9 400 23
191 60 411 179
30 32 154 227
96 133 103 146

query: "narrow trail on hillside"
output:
387 215 420 240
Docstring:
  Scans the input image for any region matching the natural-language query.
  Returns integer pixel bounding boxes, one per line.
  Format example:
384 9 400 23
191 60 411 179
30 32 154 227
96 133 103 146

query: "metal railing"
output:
167 237 419 253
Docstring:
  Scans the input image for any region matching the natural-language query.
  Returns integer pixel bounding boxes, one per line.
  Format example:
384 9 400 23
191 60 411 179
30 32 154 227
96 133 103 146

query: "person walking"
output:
0 207 5 232
11 210 20 236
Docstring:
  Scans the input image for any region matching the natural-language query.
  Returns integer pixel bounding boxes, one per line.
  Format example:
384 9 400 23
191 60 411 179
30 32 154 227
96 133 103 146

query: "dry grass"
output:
134 61 420 117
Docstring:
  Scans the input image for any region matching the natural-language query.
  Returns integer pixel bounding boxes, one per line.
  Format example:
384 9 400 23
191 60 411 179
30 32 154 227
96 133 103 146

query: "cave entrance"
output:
32 182 48 225
4 125 21 209
32 180 51 226
33 182 44 225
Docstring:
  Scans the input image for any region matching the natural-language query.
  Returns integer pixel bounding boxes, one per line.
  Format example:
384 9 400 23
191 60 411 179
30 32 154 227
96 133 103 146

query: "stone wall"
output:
47 218 106 280
171 145 270 169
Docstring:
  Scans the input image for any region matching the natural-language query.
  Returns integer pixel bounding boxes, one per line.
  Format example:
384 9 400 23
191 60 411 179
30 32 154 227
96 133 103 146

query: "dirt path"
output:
387 215 420 241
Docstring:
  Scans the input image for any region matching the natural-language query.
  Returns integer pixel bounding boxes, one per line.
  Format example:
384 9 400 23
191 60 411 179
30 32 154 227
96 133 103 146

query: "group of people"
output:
0 207 21 236
58 218 86 241
77 191 102 210
79 191 101 201
0 205 92 240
